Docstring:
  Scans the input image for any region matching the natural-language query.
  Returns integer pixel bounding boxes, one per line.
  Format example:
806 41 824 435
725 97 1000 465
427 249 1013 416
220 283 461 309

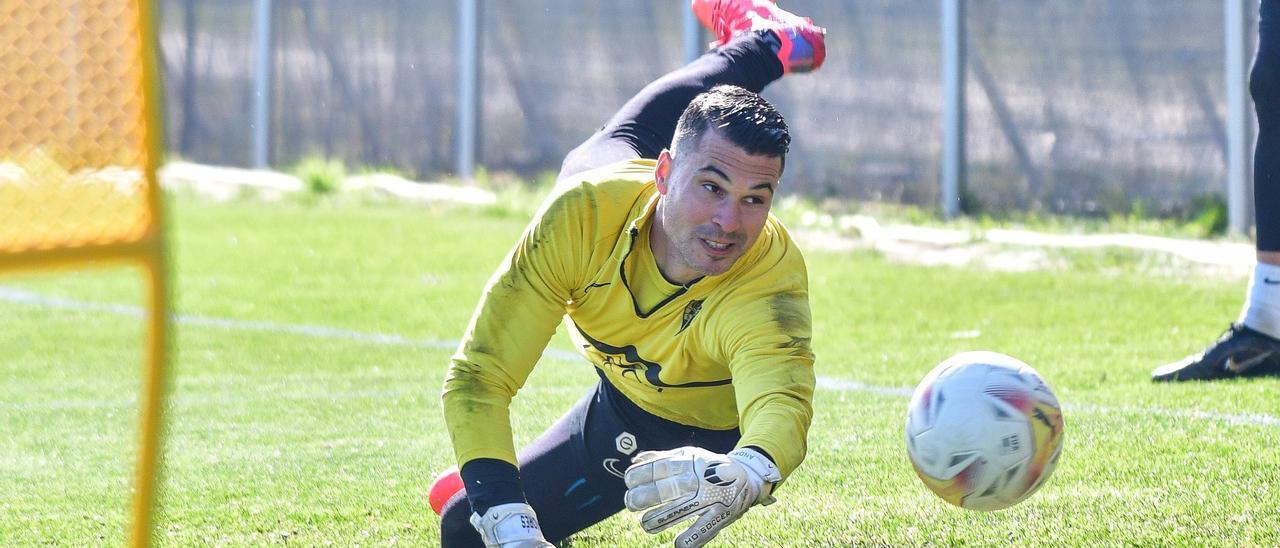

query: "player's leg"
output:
1152 0 1280 381
438 377 740 545
512 384 634 543
437 387 609 547
516 377 739 543
437 388 609 547
557 2 825 179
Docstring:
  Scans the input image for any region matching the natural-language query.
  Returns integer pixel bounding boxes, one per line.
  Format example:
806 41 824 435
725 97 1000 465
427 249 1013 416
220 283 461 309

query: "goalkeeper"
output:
438 1 826 546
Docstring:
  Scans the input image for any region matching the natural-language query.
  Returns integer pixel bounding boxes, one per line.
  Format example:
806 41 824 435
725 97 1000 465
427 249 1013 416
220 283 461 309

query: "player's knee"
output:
1252 54 1280 108
438 496 483 548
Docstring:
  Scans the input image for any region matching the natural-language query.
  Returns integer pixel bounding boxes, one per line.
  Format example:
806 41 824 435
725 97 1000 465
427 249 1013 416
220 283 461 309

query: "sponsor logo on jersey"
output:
575 325 732 390
615 432 637 455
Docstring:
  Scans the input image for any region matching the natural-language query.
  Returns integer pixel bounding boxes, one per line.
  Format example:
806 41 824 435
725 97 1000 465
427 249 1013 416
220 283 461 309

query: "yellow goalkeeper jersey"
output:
443 159 816 478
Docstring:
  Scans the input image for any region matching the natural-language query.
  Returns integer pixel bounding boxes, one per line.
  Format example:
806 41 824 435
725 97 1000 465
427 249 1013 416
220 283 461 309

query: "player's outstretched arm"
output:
442 181 593 473
442 181 596 545
623 446 781 547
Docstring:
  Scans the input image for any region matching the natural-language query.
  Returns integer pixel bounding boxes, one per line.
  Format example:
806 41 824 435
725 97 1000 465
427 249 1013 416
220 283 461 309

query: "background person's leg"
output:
1253 0 1280 256
1151 0 1280 381
1241 0 1280 338
1235 0 1280 347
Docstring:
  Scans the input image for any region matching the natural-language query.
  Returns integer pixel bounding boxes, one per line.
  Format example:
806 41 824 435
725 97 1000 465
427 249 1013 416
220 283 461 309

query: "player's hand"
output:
468 502 555 548
623 446 781 547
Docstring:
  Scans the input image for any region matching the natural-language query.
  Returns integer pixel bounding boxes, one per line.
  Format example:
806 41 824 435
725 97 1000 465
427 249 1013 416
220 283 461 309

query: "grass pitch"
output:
1 193 1277 546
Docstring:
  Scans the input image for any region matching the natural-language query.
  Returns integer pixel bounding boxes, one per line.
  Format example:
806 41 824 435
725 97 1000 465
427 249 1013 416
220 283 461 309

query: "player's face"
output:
652 129 782 284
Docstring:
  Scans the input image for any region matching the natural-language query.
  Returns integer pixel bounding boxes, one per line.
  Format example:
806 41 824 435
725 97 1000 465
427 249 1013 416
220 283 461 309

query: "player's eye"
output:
701 183 721 195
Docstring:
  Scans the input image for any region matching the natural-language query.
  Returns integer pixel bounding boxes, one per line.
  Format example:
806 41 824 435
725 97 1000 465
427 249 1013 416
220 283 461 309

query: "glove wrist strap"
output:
727 447 782 506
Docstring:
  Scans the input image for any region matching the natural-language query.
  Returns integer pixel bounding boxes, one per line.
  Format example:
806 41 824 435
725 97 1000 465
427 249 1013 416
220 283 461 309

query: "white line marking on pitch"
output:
3 286 1277 428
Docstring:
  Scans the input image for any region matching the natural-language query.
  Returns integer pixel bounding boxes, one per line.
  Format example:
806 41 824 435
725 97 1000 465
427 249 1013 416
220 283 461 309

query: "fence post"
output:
1225 0 1254 235
251 0 273 168
940 0 966 218
456 0 481 179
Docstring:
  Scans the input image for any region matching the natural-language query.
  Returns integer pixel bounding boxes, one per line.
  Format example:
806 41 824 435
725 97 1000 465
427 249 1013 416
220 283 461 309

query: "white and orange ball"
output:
905 351 1065 511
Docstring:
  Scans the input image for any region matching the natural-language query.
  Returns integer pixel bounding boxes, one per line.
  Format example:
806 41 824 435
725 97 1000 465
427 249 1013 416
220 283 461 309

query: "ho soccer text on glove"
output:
468 502 554 548
623 446 781 547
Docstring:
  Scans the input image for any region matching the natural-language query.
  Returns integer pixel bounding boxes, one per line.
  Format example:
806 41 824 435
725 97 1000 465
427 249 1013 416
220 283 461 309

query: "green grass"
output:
1 193 1276 546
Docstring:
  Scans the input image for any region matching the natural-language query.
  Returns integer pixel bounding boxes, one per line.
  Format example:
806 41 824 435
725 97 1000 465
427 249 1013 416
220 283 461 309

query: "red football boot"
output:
691 0 826 73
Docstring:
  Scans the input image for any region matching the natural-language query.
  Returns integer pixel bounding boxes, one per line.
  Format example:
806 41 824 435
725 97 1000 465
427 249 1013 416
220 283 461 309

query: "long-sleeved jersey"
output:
442 158 815 479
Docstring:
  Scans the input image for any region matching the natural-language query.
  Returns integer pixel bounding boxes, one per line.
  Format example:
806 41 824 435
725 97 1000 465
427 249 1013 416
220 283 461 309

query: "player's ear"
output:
655 149 673 195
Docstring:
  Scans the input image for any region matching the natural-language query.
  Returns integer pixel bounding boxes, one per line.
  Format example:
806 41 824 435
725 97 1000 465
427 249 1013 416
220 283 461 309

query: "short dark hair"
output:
671 85 790 165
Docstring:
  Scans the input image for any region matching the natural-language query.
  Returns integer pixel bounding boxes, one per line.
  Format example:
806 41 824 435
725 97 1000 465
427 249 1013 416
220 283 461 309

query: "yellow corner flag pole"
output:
130 0 171 545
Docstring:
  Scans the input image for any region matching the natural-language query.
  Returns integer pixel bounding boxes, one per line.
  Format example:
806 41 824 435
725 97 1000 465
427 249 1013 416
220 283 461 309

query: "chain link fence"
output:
157 0 1250 217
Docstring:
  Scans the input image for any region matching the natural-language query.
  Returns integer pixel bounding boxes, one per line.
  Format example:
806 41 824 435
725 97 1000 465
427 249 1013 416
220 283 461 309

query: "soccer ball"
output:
904 351 1065 511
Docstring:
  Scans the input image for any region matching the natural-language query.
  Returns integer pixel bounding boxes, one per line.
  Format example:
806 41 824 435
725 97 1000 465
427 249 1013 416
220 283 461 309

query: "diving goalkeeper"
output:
438 0 826 546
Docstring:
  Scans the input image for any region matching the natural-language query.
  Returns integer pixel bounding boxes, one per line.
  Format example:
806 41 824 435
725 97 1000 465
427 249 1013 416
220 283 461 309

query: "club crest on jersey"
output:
678 300 704 334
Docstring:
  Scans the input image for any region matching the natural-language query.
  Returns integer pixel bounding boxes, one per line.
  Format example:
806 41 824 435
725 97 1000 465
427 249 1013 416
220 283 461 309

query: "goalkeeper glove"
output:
623 446 782 547
468 502 554 548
